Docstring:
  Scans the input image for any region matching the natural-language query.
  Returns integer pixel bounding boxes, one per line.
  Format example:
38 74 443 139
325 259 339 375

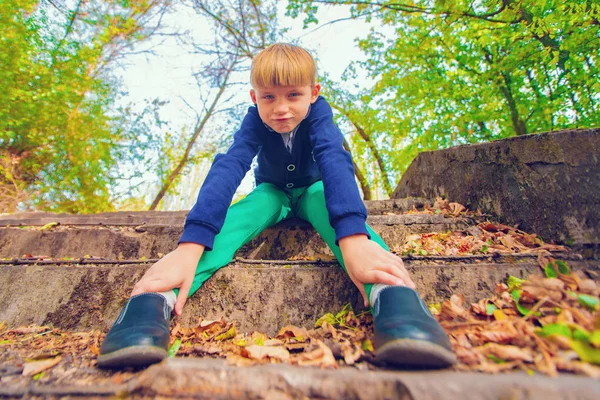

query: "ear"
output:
310 84 321 103
250 89 257 104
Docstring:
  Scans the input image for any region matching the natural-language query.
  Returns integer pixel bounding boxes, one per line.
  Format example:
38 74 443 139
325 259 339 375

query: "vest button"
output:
286 183 294 188
287 164 296 171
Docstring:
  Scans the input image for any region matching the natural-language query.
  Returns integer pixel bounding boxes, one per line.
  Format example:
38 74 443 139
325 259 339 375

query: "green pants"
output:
188 181 389 301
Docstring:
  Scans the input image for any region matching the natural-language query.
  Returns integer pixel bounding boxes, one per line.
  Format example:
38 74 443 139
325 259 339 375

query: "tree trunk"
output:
149 62 235 210
499 72 528 136
342 138 372 200
330 104 393 196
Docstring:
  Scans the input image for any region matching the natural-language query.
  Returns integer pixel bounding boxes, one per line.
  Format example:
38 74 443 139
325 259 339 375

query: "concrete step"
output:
0 214 471 260
1 254 595 334
0 198 431 227
1 358 598 399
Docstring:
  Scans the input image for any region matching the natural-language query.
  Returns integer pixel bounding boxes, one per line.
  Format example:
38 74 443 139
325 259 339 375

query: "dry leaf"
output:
23 356 62 376
242 345 290 362
475 343 534 362
275 325 308 340
293 339 338 369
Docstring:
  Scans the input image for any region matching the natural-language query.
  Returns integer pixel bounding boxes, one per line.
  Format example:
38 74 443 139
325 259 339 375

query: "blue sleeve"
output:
179 107 263 250
307 97 369 244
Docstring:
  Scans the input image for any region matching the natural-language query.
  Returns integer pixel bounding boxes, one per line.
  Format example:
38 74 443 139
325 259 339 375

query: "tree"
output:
287 0 600 180
0 0 168 213
149 0 285 209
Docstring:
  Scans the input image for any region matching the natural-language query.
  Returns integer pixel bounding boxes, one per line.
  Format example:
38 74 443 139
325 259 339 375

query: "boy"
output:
98 44 456 369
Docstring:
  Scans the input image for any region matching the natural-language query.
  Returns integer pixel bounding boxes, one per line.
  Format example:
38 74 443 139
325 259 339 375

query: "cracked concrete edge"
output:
1 258 597 333
393 128 600 246
3 359 595 400
0 198 433 226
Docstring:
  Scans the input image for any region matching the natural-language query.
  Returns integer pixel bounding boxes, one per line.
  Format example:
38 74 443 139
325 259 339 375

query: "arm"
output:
308 98 414 306
306 97 369 243
180 107 264 249
132 107 264 315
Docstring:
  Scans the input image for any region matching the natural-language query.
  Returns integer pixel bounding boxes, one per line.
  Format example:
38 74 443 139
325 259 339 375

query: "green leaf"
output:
335 303 353 322
487 354 506 364
555 260 570 274
315 313 337 328
573 328 590 342
215 326 236 341
571 340 600 365
486 303 498 316
588 330 600 347
511 290 534 316
536 323 572 338
545 263 557 278
578 294 599 311
33 371 45 381
362 338 374 352
168 339 181 358
507 276 525 291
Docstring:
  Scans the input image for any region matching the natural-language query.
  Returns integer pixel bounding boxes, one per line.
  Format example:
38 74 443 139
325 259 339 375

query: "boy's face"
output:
250 84 321 133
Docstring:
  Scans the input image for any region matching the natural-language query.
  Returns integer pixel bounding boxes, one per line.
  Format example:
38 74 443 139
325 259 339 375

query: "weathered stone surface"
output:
130 358 599 400
0 215 469 260
0 198 431 228
2 358 597 399
1 256 595 334
393 128 600 247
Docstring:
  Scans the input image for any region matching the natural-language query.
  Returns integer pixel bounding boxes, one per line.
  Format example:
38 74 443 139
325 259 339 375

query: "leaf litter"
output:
1 260 598 387
0 199 597 387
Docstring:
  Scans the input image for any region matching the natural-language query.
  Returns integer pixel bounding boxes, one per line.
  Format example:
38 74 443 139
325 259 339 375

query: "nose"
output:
274 98 289 114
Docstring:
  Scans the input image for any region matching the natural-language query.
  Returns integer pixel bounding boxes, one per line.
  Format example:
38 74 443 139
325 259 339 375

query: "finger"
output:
134 279 174 296
358 285 368 308
175 281 192 316
382 258 415 289
365 270 405 287
389 259 416 289
369 262 409 285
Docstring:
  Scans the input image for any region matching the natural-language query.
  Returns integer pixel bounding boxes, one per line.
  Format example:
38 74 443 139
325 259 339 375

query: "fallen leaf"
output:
475 343 533 362
293 339 337 369
242 345 290 362
22 356 62 376
275 325 308 340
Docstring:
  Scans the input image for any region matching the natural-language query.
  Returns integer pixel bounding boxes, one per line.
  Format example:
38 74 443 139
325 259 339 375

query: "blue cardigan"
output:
179 96 369 250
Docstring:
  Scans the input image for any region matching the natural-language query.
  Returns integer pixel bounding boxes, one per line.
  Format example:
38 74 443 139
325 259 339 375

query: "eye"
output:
289 92 300 98
262 94 274 100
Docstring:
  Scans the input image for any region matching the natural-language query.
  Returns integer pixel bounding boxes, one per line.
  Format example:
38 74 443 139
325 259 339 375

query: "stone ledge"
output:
3 358 597 399
1 257 596 333
0 215 470 260
394 128 600 246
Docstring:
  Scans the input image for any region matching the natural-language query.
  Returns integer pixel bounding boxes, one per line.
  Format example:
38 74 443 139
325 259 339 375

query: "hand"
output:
339 234 415 307
131 242 205 316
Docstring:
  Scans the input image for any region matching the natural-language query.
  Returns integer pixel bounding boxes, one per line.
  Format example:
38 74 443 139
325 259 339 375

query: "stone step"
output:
0 214 471 260
1 254 595 334
0 198 431 227
1 358 598 399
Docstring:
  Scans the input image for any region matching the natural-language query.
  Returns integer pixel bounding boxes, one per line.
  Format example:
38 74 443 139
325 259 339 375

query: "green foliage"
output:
0 0 166 213
288 0 600 182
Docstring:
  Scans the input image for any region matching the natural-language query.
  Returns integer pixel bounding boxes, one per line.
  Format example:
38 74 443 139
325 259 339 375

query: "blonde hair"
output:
251 43 316 88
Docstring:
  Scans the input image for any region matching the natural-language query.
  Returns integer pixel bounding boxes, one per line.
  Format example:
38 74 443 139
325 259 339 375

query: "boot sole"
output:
376 338 457 368
97 345 168 369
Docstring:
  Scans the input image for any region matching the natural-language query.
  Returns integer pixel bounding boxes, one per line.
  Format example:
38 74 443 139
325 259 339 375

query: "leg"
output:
99 183 291 369
187 183 292 296
295 181 456 368
295 180 386 302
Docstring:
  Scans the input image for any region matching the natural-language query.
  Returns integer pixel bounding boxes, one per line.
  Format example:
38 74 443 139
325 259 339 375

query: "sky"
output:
116 2 376 209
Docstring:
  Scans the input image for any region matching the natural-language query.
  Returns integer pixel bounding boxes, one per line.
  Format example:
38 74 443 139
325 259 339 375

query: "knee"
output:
304 181 324 198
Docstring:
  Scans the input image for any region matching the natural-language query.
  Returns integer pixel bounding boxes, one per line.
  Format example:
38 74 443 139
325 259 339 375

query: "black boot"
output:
97 293 171 368
373 286 456 368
